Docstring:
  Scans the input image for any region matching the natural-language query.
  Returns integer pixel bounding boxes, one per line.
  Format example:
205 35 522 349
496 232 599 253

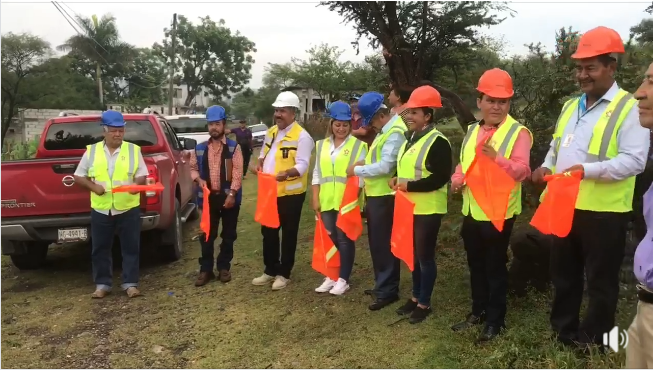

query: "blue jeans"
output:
412 213 443 306
90 207 141 291
321 210 355 281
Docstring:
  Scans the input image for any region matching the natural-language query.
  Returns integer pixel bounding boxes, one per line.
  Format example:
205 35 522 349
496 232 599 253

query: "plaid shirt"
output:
190 137 243 191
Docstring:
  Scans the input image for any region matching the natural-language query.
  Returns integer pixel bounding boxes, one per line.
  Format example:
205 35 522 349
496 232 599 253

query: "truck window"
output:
159 120 181 151
168 118 207 134
43 120 158 150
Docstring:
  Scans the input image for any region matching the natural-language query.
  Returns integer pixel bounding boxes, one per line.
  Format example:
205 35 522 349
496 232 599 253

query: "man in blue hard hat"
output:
345 91 408 310
73 110 149 299
190 105 244 286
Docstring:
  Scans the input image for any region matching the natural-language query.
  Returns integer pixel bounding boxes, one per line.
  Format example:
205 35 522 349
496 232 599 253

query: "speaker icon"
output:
602 326 629 352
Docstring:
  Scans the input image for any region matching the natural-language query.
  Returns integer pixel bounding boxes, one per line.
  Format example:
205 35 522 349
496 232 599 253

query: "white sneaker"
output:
315 277 336 293
329 278 350 296
271 276 290 290
252 273 275 286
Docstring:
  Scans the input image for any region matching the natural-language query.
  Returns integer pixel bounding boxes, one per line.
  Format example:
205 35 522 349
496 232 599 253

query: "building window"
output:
174 88 183 99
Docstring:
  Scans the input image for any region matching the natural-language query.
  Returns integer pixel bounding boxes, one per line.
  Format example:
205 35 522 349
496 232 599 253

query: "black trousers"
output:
550 210 629 345
241 145 252 175
366 195 400 300
199 192 240 272
461 216 516 328
261 192 306 279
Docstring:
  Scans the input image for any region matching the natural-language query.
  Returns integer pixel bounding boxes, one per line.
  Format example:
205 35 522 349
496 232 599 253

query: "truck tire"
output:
9 242 49 270
161 198 183 261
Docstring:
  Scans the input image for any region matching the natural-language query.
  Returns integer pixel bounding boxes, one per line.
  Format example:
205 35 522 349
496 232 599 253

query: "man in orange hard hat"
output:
451 68 533 343
532 26 650 351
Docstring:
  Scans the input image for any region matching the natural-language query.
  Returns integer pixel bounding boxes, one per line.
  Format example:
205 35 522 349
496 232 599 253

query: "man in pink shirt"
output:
449 68 533 343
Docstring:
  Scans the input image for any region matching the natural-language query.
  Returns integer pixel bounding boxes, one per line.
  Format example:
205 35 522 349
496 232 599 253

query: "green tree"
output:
57 13 135 106
154 15 256 107
345 53 389 94
123 48 167 111
1 32 51 145
291 43 351 99
262 63 297 89
321 1 513 130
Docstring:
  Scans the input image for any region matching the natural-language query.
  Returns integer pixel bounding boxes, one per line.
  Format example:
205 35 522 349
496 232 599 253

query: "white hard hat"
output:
272 91 300 108
142 107 152 114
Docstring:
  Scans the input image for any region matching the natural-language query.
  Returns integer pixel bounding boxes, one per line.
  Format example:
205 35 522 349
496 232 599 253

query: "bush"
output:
305 113 330 141
1 137 39 161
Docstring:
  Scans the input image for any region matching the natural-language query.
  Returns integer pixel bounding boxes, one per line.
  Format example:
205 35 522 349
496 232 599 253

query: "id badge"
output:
562 134 574 148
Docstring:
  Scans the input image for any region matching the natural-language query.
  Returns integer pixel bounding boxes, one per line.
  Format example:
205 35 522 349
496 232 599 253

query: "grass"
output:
1 145 638 369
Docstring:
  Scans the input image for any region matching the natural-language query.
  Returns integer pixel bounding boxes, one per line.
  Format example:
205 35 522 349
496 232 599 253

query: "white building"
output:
281 86 331 123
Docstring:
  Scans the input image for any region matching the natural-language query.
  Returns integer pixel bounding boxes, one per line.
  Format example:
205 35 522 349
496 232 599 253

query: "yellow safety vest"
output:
544 89 638 212
460 115 532 220
316 135 366 211
262 122 309 197
397 127 449 215
364 116 408 197
87 141 141 211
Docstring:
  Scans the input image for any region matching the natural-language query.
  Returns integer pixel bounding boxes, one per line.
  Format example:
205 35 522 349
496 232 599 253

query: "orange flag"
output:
336 176 363 240
530 171 583 237
199 185 211 242
390 190 415 271
464 145 515 232
312 215 340 281
254 172 280 228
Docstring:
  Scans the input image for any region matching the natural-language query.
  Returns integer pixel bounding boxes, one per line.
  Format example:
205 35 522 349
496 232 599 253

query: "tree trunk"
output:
2 100 17 147
96 62 104 106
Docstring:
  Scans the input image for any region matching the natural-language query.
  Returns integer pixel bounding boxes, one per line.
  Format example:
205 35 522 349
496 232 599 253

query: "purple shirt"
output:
231 127 252 145
635 183 653 290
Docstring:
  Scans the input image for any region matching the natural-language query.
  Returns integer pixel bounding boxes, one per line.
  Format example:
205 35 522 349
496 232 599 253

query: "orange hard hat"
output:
476 68 514 99
571 26 625 59
404 85 443 109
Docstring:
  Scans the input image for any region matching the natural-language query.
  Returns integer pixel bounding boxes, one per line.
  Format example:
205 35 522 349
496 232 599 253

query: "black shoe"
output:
475 325 505 344
364 289 374 296
396 299 418 315
368 296 399 311
451 312 485 332
409 306 432 324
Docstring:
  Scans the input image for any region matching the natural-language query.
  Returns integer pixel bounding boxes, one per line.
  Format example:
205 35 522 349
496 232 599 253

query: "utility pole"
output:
167 13 177 116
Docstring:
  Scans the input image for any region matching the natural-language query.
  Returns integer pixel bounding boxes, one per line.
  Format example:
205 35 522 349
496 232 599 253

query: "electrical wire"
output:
52 1 170 90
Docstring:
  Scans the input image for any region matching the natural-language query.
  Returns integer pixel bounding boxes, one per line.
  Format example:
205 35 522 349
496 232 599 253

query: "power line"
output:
52 1 168 90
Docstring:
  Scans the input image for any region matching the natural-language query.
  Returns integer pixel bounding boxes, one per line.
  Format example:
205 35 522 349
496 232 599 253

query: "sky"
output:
1 0 651 90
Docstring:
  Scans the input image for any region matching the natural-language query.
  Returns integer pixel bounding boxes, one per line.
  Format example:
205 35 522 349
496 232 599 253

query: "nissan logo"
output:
62 175 75 187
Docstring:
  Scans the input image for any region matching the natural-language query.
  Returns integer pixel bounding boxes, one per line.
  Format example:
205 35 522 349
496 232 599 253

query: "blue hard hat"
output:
101 110 126 127
206 105 227 123
358 92 387 126
328 101 352 121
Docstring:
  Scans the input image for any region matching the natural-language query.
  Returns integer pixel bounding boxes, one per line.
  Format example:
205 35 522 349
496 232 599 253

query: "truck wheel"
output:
162 198 183 261
9 242 49 270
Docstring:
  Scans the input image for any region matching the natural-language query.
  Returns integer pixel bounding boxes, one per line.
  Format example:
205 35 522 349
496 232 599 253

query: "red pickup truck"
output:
1 113 199 270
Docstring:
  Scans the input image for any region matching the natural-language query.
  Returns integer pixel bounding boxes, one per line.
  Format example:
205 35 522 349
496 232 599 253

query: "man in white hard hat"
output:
252 91 315 290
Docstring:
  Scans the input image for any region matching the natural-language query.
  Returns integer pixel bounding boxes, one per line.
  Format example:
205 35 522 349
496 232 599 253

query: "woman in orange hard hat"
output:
389 85 452 324
450 68 533 343
531 26 650 350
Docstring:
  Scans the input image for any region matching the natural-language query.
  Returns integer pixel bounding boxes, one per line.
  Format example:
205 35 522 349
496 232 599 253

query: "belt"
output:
637 285 653 304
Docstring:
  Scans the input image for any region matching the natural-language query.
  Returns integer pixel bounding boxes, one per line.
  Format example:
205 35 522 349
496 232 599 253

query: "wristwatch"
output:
227 190 236 197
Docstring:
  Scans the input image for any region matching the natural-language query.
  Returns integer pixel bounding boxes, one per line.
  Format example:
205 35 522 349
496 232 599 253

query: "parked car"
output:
249 123 268 147
1 113 198 270
165 114 210 144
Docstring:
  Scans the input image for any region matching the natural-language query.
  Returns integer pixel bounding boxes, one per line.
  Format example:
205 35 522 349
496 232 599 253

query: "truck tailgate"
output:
1 159 90 218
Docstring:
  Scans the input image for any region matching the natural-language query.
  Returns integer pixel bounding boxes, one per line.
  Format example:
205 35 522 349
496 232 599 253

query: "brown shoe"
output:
195 271 215 287
218 270 232 283
126 287 141 298
91 289 110 299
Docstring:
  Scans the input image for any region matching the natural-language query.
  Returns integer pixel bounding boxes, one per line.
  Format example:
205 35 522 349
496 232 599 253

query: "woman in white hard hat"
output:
252 91 316 291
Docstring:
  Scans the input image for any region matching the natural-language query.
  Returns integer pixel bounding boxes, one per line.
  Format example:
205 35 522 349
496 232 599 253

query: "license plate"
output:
57 228 88 243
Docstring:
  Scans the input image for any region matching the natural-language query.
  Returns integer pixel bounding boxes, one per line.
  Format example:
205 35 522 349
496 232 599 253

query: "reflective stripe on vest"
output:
262 123 309 197
544 90 638 212
316 136 364 211
363 116 407 197
460 116 532 220
397 128 449 215
88 141 140 211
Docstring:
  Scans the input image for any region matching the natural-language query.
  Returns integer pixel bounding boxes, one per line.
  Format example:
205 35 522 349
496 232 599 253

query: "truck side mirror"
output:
183 138 197 150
